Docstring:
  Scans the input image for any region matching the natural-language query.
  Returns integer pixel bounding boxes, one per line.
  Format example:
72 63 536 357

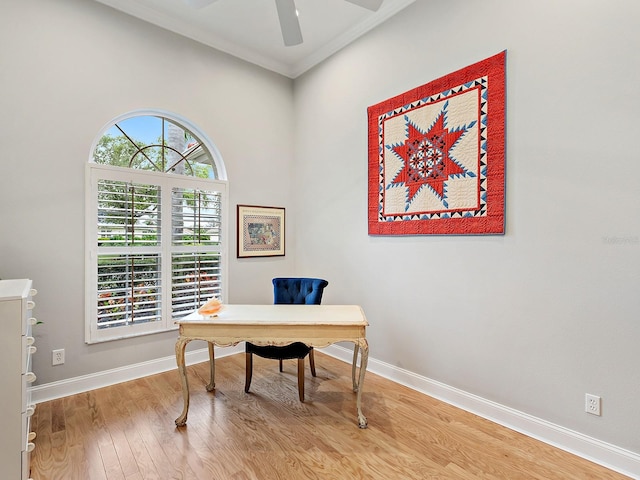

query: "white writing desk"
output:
174 304 370 428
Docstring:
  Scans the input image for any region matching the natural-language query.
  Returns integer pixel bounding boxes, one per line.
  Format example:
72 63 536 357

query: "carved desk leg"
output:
206 342 215 392
174 337 191 427
351 344 359 392
355 339 369 429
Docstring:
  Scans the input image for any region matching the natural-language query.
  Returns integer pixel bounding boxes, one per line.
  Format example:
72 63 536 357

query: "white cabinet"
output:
0 279 37 480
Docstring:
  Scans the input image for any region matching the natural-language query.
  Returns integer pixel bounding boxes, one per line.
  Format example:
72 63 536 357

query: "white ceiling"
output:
94 0 415 78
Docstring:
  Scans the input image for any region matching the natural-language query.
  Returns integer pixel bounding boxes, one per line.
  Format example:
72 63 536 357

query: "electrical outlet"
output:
52 348 65 366
585 393 601 416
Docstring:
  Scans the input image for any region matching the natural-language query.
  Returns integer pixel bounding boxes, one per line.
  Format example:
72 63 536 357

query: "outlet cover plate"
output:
52 348 65 366
585 393 601 416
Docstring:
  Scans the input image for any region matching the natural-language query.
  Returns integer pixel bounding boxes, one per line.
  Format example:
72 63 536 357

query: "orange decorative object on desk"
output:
198 298 223 316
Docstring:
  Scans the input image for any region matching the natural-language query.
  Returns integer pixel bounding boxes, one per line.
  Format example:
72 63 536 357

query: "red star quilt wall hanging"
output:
368 51 506 235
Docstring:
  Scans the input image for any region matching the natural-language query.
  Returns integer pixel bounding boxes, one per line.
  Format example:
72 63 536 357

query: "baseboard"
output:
320 345 640 480
30 343 640 479
29 344 244 404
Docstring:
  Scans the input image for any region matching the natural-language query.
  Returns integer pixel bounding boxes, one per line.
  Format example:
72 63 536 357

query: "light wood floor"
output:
30 351 630 480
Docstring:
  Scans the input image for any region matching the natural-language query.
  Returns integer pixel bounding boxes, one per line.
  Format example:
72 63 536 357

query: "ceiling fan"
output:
183 0 384 46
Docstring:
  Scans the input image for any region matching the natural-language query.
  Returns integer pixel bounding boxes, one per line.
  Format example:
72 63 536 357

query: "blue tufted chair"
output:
244 277 329 401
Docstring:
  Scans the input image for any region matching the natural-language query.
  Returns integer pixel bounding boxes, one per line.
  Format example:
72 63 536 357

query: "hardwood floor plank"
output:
61 393 106 479
98 438 125 480
134 377 204 478
30 352 631 480
122 426 162 480
31 402 55 478
50 398 65 433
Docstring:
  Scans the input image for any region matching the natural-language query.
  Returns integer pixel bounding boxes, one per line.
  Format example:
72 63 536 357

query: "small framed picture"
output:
237 205 285 258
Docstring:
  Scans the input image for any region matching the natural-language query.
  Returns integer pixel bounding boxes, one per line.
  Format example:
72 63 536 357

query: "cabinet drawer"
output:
23 414 35 452
22 371 36 413
22 288 36 336
22 449 31 480
26 299 35 312
21 412 29 451
21 411 36 480
22 336 36 374
23 316 37 337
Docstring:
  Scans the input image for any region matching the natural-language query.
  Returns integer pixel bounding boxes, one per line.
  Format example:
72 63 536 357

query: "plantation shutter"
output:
170 187 223 318
96 178 162 330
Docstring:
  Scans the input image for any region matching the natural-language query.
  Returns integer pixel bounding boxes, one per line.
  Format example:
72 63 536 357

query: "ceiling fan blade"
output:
345 0 384 11
183 0 218 9
274 0 303 46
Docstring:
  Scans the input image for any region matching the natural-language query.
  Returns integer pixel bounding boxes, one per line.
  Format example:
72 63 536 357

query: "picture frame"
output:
237 205 285 258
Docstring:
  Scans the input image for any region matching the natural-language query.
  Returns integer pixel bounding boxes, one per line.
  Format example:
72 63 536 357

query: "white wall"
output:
293 0 640 457
2 0 640 469
0 0 296 384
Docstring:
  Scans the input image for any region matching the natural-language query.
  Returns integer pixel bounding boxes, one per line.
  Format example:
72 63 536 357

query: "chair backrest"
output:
272 277 329 305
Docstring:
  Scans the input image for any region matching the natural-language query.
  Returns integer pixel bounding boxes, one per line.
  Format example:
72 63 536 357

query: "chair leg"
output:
279 359 284 372
297 358 305 402
244 352 253 393
309 348 316 377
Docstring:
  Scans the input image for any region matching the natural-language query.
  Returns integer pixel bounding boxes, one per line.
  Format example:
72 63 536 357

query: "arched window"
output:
85 111 228 343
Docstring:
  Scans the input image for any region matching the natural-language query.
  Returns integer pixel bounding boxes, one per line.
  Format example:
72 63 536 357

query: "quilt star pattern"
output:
368 51 506 235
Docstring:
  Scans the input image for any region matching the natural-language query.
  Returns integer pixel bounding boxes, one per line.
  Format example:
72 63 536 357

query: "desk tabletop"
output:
177 304 368 326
